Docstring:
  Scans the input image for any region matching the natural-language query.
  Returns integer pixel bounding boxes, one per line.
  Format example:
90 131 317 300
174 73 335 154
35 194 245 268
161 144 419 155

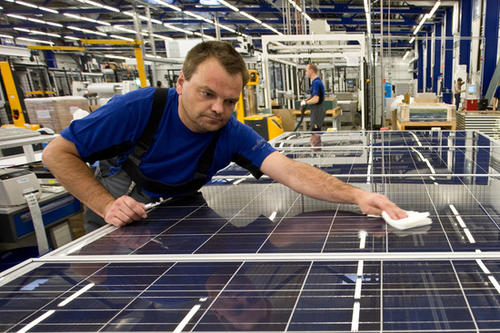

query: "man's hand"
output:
300 100 307 107
356 192 407 220
103 195 147 227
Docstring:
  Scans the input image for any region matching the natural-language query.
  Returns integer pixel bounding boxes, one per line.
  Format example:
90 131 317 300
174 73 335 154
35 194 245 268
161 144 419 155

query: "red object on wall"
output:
465 99 478 111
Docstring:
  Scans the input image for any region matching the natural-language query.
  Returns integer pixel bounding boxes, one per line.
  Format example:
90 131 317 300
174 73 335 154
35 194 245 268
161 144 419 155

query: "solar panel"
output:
1 130 499 332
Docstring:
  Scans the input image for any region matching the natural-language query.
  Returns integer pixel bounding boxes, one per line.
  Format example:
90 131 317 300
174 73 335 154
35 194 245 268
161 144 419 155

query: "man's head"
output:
176 41 248 133
457 78 463 85
182 41 249 87
305 63 318 79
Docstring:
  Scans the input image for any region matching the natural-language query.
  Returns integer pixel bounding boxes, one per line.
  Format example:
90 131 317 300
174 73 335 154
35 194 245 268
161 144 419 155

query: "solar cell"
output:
1 130 499 332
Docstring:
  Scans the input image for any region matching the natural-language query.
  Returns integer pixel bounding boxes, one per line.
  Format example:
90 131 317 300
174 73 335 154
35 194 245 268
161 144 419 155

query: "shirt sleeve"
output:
495 86 500 98
60 87 156 162
310 80 320 97
226 118 276 178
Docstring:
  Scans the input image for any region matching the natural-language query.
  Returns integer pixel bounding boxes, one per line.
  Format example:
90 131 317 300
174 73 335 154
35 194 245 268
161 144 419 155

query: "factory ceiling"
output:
0 0 454 56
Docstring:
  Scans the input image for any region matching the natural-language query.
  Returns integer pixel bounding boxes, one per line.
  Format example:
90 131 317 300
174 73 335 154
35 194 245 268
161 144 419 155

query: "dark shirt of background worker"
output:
302 63 326 131
453 78 464 111
492 85 500 111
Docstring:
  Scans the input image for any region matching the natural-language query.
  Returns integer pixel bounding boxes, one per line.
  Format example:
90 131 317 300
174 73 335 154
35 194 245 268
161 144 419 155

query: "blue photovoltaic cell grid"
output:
1 260 500 332
1 131 499 332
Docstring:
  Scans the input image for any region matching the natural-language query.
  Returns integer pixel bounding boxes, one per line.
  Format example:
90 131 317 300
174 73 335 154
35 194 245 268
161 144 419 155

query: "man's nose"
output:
211 98 224 114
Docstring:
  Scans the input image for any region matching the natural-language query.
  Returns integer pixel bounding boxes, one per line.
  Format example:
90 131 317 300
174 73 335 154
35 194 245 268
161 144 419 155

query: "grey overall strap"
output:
121 88 221 195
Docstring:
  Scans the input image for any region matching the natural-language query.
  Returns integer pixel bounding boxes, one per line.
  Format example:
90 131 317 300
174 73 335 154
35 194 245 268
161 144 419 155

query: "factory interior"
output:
1 0 500 332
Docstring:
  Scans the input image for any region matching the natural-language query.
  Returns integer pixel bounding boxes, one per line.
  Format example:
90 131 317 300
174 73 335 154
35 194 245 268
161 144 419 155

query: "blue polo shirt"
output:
310 77 325 104
60 87 275 196
494 86 500 99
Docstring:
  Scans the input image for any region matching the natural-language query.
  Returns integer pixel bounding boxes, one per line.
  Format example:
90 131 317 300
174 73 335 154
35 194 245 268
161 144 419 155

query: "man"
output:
42 41 406 232
453 78 465 111
302 63 326 131
492 85 500 111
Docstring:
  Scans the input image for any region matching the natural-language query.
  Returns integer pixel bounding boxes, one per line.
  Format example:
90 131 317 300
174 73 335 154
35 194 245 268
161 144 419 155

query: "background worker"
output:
302 63 326 131
42 41 407 232
453 78 465 111
492 85 500 111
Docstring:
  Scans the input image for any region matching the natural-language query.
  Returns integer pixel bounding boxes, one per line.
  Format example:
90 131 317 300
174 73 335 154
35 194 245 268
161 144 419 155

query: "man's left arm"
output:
306 95 319 105
260 151 407 219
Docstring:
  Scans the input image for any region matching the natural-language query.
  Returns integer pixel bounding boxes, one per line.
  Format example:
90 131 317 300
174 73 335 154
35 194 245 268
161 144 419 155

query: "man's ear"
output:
176 71 185 95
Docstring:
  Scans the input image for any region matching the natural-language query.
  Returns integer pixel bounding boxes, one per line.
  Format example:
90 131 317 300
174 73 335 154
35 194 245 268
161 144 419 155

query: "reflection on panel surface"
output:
1 131 499 332
2 260 500 332
66 175 500 256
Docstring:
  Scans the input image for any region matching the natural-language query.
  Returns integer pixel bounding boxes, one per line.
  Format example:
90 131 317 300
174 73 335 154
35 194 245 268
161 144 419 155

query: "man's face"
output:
305 65 312 79
176 58 243 133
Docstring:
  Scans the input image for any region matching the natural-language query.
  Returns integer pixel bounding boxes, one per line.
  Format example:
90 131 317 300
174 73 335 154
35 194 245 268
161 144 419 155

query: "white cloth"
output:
300 100 307 107
382 210 432 230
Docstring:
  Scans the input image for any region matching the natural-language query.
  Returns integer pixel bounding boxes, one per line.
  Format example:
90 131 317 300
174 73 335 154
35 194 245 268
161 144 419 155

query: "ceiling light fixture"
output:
163 23 194 35
109 34 134 41
153 0 182 12
13 27 61 38
114 26 137 34
16 37 54 45
7 14 63 27
218 0 239 12
218 1 282 35
193 32 215 40
63 13 111 26
12 0 59 14
68 25 107 37
122 12 162 25
76 0 119 13
240 11 262 24
152 33 173 41
413 1 440 35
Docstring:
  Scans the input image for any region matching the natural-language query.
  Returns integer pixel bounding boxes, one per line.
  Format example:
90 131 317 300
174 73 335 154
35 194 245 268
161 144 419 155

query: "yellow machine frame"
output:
0 61 27 127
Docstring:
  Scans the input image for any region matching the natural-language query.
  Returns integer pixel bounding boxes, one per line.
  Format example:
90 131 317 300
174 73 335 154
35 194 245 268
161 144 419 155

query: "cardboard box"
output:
25 96 89 133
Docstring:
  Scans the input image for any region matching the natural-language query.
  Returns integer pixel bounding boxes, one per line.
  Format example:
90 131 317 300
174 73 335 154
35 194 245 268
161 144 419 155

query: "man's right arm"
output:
42 136 147 227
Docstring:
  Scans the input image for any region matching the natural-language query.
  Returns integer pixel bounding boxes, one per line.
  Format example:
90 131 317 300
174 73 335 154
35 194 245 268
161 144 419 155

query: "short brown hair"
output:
307 63 318 74
183 41 249 86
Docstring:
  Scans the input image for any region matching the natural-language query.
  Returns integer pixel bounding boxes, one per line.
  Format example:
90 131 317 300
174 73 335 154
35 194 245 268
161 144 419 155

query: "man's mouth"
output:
204 115 222 122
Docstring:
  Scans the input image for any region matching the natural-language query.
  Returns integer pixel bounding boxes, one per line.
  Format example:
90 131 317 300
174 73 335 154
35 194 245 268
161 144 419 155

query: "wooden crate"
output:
397 119 456 130
398 103 455 122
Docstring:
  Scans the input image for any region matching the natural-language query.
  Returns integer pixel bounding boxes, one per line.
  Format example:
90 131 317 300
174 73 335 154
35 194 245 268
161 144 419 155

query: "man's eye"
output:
202 90 213 97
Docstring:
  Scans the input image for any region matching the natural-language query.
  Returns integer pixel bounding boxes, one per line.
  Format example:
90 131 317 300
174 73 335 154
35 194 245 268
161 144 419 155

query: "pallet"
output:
396 119 456 130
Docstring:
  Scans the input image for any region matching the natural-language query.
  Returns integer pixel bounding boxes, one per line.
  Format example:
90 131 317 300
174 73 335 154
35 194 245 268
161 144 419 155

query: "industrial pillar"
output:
459 0 472 74
481 0 500 97
418 40 424 93
433 22 442 94
443 7 453 104
426 33 432 92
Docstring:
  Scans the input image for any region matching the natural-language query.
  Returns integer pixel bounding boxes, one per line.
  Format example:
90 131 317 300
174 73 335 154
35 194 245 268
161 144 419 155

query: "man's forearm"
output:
271 156 363 205
42 139 115 218
307 95 320 105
